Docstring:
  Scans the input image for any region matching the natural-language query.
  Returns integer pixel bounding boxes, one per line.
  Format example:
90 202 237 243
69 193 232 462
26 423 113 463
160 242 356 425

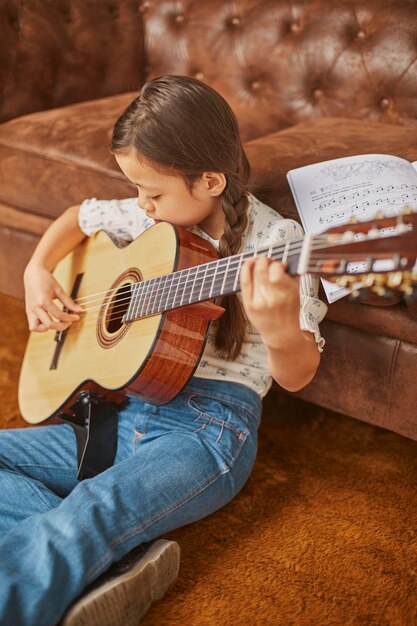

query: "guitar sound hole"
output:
105 284 132 334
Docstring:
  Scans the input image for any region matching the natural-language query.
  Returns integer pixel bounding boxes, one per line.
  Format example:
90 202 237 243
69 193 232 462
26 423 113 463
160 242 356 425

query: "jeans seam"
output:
188 396 250 438
86 464 225 581
185 390 260 423
17 464 75 471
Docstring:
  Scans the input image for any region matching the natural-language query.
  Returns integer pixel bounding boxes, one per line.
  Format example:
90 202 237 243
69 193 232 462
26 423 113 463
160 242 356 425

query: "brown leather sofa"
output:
1 0 416 439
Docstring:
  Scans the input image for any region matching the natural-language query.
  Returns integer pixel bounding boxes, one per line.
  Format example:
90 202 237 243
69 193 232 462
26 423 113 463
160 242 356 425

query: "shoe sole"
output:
61 539 181 626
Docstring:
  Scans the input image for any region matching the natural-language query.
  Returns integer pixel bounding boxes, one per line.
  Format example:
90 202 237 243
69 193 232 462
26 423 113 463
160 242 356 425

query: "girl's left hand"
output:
240 257 300 349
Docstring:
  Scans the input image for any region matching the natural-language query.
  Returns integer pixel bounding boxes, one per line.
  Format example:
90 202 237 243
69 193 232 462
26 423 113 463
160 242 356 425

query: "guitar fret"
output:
151 277 160 313
132 282 143 320
180 268 191 306
198 264 209 301
220 256 232 295
171 271 182 309
189 265 200 304
154 276 162 313
152 275 162 314
165 277 173 310
233 254 244 291
143 277 153 317
158 274 169 312
126 283 138 321
138 279 152 318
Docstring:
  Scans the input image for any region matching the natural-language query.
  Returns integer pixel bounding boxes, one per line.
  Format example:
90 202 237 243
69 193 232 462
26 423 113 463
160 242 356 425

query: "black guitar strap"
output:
59 391 120 480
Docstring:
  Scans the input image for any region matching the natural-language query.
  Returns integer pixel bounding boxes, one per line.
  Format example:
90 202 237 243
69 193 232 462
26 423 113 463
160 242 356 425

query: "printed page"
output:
287 154 417 302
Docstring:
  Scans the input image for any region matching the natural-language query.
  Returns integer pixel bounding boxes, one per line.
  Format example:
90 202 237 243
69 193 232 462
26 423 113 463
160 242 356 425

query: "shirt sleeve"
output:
261 216 328 353
78 197 152 246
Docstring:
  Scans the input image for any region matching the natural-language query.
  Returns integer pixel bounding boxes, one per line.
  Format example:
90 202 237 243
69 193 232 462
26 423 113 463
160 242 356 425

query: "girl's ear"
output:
200 172 227 196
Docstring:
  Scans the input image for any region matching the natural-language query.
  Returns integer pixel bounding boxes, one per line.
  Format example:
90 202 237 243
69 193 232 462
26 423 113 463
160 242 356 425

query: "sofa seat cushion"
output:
326 297 417 345
0 93 135 218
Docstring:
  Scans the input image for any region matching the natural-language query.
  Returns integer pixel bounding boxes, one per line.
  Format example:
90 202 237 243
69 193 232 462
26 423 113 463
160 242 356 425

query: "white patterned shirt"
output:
79 194 327 397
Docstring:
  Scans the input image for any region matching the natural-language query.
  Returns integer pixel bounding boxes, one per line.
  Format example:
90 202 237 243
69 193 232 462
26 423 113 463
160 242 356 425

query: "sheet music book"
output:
287 154 417 303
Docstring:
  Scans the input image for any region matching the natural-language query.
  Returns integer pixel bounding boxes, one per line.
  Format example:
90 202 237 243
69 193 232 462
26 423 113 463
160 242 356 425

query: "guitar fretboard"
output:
123 237 303 322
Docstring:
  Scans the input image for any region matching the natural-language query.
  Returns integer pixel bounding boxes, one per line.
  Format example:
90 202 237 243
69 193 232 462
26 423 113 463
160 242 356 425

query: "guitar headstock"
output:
309 210 417 301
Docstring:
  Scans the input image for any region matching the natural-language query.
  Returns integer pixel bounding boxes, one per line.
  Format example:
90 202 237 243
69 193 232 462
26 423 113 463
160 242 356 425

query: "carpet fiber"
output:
2 292 417 626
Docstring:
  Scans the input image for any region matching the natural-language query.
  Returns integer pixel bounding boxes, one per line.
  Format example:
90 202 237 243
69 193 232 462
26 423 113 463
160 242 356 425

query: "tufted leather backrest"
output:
0 0 144 123
2 0 416 139
143 0 417 141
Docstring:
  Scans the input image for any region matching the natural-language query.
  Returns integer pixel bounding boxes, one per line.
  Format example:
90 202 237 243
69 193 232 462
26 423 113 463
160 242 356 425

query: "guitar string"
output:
70 235 337 307
56 214 412 305
71 219 409 307
68 248 317 316
73 221 407 310
61 256 400 333
68 234 366 312
68 244 399 319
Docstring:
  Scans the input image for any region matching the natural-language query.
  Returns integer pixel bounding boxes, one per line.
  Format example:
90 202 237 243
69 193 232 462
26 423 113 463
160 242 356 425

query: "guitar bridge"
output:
50 273 84 370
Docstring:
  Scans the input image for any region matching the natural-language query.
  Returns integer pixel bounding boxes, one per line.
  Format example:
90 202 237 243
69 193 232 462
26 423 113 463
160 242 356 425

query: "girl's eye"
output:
147 195 160 201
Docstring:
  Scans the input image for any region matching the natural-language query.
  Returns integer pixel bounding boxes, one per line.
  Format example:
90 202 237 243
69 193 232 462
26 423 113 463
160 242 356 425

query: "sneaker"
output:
61 539 181 626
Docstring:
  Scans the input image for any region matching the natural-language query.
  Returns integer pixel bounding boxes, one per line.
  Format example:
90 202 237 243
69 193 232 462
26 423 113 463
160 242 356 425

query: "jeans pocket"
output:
187 393 251 470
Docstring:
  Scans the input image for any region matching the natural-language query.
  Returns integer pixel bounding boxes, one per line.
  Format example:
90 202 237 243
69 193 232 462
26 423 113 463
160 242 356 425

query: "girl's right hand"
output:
24 264 83 332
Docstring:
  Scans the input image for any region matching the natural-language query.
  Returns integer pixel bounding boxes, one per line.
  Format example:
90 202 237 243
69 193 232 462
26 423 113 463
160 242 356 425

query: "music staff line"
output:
317 202 417 226
315 184 417 211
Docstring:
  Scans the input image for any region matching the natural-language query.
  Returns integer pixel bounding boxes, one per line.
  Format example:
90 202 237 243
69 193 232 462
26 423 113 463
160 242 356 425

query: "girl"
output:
1 75 327 625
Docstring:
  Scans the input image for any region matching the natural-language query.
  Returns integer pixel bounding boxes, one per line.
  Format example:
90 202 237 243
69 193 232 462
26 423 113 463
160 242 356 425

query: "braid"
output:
214 186 250 360
110 75 253 360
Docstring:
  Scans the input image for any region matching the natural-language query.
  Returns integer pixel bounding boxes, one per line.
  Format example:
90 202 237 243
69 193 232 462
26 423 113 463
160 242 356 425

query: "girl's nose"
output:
137 192 153 210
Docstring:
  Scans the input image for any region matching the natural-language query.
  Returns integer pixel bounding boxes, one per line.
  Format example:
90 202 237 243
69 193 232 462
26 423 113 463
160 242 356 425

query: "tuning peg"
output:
367 227 380 239
361 273 376 288
400 205 413 215
394 215 411 233
386 271 403 288
373 211 385 220
372 285 389 297
403 284 417 303
349 287 370 302
336 276 357 288
341 230 356 242
380 288 397 299
349 217 358 224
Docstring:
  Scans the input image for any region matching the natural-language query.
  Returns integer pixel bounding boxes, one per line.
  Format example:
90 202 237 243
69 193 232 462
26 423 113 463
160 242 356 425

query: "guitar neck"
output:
124 237 304 322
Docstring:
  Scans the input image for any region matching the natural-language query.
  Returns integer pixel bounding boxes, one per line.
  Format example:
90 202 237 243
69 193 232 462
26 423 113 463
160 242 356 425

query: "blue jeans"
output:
0 377 261 626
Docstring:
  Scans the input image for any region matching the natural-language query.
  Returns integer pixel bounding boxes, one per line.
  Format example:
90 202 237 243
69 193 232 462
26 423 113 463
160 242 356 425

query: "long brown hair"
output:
111 75 251 360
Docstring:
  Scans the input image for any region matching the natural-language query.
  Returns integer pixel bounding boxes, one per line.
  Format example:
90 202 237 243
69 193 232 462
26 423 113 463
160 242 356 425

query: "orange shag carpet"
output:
1 292 417 626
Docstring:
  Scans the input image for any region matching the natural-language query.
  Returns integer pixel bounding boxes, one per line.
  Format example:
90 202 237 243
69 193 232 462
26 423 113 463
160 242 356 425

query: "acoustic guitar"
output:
18 213 417 424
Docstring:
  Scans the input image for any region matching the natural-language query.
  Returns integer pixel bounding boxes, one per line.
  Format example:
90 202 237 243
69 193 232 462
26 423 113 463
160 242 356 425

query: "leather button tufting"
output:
138 1 150 13
356 29 366 39
108 4 119 18
229 16 241 27
194 72 204 80
312 88 323 100
290 21 301 33
250 80 262 92
10 18 20 31
175 13 185 23
380 97 390 110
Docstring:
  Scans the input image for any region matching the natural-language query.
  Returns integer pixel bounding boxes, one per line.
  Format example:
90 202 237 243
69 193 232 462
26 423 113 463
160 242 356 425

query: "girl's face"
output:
115 149 226 238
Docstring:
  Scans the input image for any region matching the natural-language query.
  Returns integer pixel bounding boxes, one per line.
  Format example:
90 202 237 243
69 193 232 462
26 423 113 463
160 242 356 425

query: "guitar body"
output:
18 222 220 424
